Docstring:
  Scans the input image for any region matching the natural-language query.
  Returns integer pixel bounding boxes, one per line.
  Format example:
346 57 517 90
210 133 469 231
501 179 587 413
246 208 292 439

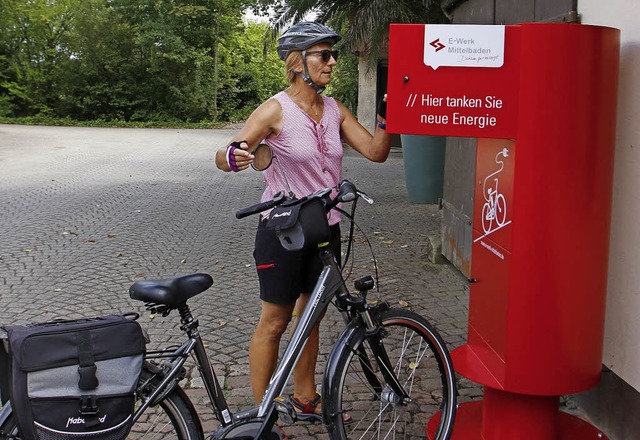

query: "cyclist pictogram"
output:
478 147 511 239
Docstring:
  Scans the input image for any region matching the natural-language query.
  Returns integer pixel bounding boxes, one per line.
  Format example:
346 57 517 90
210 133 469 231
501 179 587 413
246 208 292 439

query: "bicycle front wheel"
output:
325 308 457 440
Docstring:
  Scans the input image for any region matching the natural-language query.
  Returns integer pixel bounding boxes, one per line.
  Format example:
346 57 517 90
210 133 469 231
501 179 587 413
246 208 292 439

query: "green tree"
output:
0 0 289 123
217 21 288 121
106 0 219 121
92 0 256 122
58 0 141 120
0 0 81 117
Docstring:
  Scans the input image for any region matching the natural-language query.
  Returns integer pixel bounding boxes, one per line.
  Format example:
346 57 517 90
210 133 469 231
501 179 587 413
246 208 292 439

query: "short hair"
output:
284 51 303 84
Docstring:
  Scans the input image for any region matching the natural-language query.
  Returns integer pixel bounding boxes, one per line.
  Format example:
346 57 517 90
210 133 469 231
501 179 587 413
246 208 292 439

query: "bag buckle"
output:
80 395 99 415
78 365 99 390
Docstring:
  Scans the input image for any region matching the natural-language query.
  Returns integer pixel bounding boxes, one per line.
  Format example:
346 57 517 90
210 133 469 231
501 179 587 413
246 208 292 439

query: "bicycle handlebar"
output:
235 179 361 219
235 191 286 219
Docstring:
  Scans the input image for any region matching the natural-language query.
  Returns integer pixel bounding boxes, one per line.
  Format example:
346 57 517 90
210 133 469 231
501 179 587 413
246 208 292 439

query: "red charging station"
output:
387 23 620 439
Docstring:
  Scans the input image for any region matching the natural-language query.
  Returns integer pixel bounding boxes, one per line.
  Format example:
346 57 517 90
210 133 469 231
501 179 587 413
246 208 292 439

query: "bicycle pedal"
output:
274 396 297 424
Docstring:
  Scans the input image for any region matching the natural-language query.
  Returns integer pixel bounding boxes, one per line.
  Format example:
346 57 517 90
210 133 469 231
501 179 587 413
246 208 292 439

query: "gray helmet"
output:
277 22 341 61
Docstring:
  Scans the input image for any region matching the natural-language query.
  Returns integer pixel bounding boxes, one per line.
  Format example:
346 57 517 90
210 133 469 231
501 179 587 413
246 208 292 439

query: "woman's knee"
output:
259 318 290 339
256 302 294 338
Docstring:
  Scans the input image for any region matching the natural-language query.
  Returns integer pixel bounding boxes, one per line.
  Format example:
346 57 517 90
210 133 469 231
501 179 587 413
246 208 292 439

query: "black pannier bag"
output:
266 196 331 251
1 315 145 440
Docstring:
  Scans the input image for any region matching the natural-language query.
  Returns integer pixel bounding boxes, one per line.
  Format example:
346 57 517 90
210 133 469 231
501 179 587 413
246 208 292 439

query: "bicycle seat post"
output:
177 304 199 336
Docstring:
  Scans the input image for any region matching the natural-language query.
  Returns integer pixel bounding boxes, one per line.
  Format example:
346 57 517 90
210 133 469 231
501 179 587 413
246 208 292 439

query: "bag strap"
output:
77 330 99 391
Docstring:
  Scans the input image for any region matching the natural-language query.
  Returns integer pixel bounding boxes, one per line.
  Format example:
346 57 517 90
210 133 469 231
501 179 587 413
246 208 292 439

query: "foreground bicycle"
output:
0 145 456 440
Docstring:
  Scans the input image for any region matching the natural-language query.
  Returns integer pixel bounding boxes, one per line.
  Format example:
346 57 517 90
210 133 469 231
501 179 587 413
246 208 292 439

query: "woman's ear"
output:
292 58 304 73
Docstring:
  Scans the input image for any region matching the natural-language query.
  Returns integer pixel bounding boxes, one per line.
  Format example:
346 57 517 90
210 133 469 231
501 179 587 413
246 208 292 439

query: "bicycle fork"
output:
359 275 412 398
360 307 411 405
334 288 411 408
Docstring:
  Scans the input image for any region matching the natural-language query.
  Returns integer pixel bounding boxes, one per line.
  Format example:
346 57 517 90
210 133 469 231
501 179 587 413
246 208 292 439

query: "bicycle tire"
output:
496 193 507 226
324 308 457 440
0 365 204 440
481 201 492 233
131 364 204 439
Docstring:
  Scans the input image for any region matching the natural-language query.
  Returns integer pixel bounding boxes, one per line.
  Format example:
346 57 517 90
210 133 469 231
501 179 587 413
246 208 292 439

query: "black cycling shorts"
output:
253 219 341 305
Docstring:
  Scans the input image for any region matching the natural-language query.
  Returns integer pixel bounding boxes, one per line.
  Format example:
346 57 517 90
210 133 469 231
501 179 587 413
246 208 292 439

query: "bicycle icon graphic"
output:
477 147 512 239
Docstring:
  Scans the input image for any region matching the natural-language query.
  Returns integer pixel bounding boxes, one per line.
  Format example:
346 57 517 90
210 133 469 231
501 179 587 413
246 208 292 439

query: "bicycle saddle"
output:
129 273 213 307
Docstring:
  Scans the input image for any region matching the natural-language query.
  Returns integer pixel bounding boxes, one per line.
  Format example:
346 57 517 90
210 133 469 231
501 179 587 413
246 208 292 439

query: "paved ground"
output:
0 124 475 438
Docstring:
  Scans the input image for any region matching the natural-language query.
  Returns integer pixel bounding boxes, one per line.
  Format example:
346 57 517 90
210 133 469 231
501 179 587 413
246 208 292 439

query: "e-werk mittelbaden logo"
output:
429 38 446 52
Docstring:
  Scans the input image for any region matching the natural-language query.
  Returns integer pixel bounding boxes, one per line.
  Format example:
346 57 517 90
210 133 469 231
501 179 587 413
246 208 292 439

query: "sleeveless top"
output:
262 91 343 226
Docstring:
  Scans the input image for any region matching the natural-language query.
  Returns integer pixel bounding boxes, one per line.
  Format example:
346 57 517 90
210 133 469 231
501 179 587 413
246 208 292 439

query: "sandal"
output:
289 393 353 425
290 393 323 422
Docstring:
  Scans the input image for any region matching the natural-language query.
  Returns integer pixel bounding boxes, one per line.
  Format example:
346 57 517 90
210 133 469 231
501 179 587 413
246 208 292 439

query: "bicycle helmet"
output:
277 22 341 61
277 22 342 94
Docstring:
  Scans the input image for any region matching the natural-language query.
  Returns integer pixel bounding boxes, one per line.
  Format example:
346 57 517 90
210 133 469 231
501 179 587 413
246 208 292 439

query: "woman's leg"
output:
249 300 296 403
292 294 322 407
290 294 351 423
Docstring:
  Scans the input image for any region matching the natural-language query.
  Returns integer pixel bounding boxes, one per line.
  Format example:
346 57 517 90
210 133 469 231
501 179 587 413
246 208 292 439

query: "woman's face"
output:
300 42 338 87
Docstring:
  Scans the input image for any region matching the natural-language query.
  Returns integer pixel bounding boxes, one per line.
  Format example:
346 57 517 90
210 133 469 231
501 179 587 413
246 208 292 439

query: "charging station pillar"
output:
387 23 620 439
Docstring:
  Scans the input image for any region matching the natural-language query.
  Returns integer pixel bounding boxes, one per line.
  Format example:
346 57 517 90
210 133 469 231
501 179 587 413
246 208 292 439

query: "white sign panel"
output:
424 25 505 70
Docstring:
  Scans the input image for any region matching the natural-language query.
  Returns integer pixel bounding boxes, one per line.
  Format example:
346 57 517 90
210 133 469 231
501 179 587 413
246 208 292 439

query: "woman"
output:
215 21 391 422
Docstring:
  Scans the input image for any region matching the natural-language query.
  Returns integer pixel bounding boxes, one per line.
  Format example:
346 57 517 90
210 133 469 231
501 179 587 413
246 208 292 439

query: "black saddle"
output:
129 273 213 307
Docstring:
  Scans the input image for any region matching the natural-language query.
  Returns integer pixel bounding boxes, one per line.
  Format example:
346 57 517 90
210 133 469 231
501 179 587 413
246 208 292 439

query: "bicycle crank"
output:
210 420 287 440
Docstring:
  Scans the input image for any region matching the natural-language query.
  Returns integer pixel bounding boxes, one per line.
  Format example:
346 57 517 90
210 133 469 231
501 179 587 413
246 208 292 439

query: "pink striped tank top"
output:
262 91 343 226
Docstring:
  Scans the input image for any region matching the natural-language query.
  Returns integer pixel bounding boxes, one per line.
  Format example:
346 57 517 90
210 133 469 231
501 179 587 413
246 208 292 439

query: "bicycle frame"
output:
134 240 411 440
132 321 233 427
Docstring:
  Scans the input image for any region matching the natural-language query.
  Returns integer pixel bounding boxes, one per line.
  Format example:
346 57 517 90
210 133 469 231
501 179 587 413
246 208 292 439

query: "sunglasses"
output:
305 49 340 62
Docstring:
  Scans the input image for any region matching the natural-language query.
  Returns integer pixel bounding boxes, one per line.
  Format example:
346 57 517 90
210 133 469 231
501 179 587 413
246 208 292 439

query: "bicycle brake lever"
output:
357 191 374 204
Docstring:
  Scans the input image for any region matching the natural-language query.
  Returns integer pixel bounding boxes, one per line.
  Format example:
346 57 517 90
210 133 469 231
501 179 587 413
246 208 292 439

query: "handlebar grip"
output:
337 180 357 203
235 191 285 219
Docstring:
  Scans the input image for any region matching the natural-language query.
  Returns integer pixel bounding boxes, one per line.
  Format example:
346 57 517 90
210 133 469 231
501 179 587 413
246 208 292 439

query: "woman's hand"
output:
377 94 387 120
216 140 255 172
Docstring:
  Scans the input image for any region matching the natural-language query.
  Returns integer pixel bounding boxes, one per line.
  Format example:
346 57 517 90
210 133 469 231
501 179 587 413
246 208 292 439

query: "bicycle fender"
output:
321 319 366 428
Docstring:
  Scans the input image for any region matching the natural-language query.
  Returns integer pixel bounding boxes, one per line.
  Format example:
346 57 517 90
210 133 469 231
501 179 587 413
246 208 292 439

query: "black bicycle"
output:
0 145 457 439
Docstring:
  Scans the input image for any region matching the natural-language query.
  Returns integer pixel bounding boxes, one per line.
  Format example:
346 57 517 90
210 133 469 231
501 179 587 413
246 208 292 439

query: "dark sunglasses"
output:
305 49 340 62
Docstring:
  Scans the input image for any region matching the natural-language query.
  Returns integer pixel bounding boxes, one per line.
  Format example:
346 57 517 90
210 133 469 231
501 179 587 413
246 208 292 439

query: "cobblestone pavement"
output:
0 124 476 438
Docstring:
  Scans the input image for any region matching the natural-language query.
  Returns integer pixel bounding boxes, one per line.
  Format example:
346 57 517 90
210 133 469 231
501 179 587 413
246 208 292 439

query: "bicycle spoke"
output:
327 310 456 440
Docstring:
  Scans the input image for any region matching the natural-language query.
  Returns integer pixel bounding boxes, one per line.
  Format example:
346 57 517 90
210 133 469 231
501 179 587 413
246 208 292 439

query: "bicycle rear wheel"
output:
324 308 457 440
132 365 204 439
